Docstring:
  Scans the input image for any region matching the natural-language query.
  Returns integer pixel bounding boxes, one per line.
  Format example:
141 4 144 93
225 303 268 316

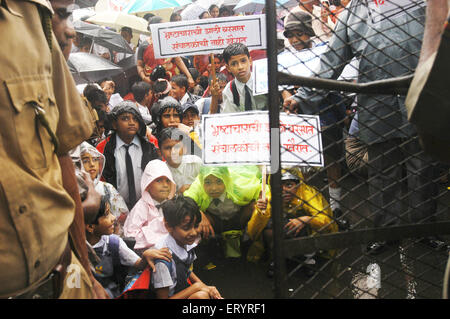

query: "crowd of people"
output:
1 0 448 300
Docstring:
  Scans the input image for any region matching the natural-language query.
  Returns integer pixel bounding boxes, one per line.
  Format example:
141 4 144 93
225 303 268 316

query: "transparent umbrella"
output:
85 11 151 35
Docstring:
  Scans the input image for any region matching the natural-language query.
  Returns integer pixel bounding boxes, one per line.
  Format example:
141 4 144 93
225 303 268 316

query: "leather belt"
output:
10 240 72 299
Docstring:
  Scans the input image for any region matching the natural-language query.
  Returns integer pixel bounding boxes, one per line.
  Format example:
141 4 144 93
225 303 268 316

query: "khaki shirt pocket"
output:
6 75 58 170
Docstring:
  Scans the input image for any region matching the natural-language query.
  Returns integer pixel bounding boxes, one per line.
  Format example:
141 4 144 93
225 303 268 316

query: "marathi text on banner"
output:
202 111 323 167
150 15 266 59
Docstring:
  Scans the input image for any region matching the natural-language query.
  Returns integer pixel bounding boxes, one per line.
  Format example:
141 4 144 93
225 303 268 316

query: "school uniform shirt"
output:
115 135 143 207
152 234 198 297
91 235 140 267
207 192 241 221
167 155 202 191
136 102 152 125
221 73 268 113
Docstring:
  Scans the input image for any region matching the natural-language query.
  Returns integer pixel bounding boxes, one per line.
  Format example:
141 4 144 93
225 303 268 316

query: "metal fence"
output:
266 0 450 299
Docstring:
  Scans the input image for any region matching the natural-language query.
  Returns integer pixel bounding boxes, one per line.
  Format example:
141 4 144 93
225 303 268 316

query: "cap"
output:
281 171 300 182
283 10 315 38
182 102 199 115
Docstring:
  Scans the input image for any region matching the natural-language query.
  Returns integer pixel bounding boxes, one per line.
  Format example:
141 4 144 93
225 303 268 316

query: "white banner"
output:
150 15 266 59
202 111 323 166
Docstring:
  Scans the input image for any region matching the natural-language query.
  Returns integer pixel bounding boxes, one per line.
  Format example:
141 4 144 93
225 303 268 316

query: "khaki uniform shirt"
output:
0 0 94 296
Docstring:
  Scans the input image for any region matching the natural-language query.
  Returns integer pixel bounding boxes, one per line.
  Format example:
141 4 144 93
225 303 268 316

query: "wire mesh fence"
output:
266 0 450 299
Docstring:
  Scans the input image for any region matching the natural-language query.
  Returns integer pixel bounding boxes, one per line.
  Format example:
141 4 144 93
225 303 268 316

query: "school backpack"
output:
116 259 174 299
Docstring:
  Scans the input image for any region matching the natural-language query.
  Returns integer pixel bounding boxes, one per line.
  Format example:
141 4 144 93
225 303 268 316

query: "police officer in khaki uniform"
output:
0 0 104 298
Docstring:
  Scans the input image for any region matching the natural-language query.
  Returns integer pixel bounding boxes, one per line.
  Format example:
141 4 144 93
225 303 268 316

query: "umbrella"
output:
73 20 134 54
233 0 296 13
85 11 151 35
124 0 192 14
68 52 124 82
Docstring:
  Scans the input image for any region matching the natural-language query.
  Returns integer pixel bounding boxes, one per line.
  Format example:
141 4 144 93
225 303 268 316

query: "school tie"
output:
212 198 221 206
244 85 252 111
124 144 137 209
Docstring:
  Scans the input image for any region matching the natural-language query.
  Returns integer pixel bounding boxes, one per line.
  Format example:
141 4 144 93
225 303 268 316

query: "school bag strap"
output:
108 234 121 268
108 234 129 291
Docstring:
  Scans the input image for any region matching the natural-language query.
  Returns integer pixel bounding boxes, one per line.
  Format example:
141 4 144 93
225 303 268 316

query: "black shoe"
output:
419 236 448 251
367 241 387 255
333 208 351 231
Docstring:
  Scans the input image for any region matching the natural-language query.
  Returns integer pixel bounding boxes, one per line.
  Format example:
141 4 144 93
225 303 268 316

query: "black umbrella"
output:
73 20 134 54
68 52 124 82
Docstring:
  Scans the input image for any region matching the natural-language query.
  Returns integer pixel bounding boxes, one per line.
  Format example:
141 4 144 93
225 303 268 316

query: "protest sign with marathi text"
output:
202 111 323 167
149 15 266 59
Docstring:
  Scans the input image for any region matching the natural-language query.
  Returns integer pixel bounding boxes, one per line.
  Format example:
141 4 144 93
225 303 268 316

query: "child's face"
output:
226 54 252 83
113 112 140 141
160 108 181 128
147 176 172 202
144 90 154 107
210 6 219 18
81 152 101 181
169 82 185 101
203 174 225 199
160 138 184 168
168 215 200 247
286 31 311 51
101 81 115 101
281 180 300 203
93 203 116 236
182 109 200 128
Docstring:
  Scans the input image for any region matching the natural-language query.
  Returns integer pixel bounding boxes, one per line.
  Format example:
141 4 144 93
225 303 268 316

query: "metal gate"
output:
265 0 450 299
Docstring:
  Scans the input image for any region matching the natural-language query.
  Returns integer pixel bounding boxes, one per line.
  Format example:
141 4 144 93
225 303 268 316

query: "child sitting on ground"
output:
123 159 176 253
85 194 172 298
79 141 129 235
184 166 263 257
152 196 223 299
158 127 202 194
252 167 337 277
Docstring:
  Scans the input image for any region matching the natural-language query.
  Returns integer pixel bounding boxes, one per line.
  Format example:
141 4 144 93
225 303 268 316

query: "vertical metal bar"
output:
265 0 287 298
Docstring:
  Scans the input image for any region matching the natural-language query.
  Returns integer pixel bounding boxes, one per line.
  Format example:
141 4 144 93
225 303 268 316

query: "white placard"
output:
202 111 323 167
279 113 323 166
150 15 266 59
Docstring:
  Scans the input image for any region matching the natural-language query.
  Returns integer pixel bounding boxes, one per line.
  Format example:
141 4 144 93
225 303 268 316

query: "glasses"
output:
285 31 305 38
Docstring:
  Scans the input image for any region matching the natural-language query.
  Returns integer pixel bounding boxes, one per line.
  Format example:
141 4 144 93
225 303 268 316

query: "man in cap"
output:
281 9 349 227
283 9 317 51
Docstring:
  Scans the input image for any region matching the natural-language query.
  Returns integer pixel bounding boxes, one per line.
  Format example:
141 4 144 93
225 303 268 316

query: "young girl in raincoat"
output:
123 159 177 253
79 141 129 235
184 165 264 257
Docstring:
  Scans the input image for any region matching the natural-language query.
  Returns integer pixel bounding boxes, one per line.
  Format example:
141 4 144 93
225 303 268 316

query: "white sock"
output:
329 187 342 211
